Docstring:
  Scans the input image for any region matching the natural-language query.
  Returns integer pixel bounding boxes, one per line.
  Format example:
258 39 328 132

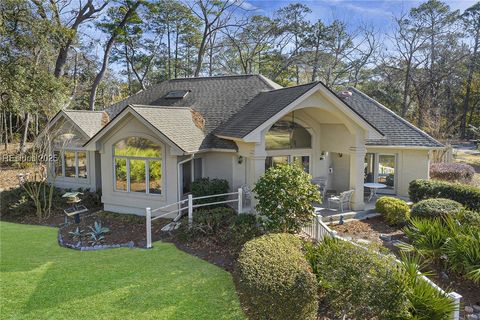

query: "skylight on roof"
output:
165 90 189 99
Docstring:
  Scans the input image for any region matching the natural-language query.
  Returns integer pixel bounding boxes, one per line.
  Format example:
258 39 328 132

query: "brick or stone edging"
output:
58 221 135 251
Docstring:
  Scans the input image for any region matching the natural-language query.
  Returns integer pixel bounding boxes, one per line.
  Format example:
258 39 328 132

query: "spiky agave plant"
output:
399 253 457 320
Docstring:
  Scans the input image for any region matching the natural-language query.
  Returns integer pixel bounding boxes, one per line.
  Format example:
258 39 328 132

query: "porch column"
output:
251 142 267 210
349 146 366 210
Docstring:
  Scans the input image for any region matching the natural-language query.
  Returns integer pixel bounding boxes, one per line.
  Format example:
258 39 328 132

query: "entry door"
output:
364 153 397 194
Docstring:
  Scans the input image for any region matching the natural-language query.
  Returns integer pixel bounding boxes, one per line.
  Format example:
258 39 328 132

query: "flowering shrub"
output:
430 163 475 183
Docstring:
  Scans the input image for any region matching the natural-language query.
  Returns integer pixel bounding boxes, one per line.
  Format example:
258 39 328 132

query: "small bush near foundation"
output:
191 178 229 205
375 196 410 225
409 179 480 211
410 198 463 219
430 162 475 183
237 233 318 320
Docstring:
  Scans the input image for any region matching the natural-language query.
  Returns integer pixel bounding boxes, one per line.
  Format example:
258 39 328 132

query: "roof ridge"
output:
130 104 191 110
169 74 257 82
348 87 442 146
256 74 283 89
63 110 105 113
265 81 319 93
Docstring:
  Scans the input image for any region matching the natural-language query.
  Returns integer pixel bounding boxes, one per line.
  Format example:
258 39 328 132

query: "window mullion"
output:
126 159 131 192
145 160 150 194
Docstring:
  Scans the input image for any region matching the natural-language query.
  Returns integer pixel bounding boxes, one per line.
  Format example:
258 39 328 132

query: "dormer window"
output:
165 90 189 99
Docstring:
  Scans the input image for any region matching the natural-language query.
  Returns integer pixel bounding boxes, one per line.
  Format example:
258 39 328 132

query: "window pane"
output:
149 160 162 194
115 158 127 191
265 156 289 170
194 158 202 181
114 137 161 158
378 155 395 189
64 151 76 177
265 120 311 150
182 161 192 194
130 159 146 192
77 152 87 178
54 151 62 176
364 153 375 183
293 156 310 173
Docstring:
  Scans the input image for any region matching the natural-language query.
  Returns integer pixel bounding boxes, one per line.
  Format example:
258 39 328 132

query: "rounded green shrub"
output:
253 164 320 233
304 238 410 319
375 196 410 225
410 198 463 219
453 209 480 227
237 233 318 320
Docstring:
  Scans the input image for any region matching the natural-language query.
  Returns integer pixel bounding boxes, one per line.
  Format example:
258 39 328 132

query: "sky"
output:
240 0 478 32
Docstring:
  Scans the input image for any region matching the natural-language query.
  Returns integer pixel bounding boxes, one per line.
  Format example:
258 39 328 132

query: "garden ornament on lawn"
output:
339 215 344 225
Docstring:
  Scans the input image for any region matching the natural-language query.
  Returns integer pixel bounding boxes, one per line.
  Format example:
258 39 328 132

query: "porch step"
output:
161 221 181 232
320 208 377 224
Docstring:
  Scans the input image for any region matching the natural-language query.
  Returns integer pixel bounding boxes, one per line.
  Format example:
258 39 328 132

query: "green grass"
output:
0 222 245 320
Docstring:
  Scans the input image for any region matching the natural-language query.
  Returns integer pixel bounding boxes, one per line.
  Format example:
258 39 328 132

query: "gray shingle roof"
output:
130 106 205 153
345 88 443 148
105 75 277 150
217 82 320 138
63 110 105 138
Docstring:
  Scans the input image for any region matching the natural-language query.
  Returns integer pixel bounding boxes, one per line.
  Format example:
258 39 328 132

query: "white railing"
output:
303 215 462 320
145 188 243 249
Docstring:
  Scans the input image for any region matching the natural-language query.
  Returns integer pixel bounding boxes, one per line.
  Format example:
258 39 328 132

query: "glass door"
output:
377 154 396 193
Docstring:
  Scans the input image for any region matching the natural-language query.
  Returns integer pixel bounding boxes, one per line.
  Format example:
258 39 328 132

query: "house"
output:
47 75 443 215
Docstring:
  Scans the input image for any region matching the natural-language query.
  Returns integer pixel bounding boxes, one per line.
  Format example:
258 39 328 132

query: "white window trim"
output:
54 149 87 180
113 155 163 196
369 153 397 195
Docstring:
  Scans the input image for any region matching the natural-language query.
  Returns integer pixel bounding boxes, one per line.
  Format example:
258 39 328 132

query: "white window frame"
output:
54 149 87 179
112 140 164 196
265 149 312 174
366 153 397 195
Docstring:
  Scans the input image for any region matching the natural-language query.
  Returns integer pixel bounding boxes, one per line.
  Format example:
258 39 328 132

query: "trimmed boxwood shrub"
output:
375 196 410 225
410 198 463 219
237 233 318 320
454 209 480 227
304 238 410 319
409 179 480 211
430 162 475 183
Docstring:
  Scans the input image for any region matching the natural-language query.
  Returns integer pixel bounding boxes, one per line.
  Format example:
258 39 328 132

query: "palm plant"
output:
401 218 451 262
399 254 457 320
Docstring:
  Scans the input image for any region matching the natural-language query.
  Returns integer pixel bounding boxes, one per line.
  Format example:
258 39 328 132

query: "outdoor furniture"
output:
62 192 88 224
328 189 354 212
311 177 328 199
364 182 387 202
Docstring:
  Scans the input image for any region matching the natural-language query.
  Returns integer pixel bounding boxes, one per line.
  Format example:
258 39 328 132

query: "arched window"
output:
265 120 311 150
113 137 162 194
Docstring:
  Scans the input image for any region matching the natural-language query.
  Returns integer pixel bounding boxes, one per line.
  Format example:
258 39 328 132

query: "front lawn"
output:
0 222 245 320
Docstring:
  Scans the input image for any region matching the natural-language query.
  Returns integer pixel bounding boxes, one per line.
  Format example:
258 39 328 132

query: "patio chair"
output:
311 177 328 199
328 189 354 212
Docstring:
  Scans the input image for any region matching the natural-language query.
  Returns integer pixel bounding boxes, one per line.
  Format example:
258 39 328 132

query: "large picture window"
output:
265 120 311 150
54 150 87 179
113 137 162 195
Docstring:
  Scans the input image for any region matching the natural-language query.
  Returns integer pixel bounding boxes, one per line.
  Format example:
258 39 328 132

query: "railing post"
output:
237 187 243 214
188 194 193 227
448 292 462 320
146 207 152 249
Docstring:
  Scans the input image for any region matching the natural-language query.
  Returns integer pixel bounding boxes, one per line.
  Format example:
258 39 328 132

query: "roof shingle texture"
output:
130 106 205 153
345 88 443 148
106 75 277 150
217 82 320 138
63 110 105 138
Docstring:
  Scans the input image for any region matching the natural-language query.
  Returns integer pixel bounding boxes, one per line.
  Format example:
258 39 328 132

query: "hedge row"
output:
430 162 475 183
409 179 480 211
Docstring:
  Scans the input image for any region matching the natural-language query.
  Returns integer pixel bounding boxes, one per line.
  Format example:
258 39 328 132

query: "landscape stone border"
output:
57 218 136 251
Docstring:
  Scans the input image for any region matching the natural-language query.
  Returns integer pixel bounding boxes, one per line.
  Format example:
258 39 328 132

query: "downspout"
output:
176 154 195 215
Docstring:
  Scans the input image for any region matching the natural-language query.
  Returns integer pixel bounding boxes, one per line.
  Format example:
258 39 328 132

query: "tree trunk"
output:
460 31 479 139
89 1 140 111
174 30 179 79
194 29 209 77
20 112 30 153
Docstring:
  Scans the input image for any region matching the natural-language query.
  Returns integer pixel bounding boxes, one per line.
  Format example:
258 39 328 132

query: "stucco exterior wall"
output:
366 147 430 197
98 115 178 215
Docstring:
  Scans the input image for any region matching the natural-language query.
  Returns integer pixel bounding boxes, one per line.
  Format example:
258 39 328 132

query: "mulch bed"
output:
331 216 404 245
59 211 170 248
